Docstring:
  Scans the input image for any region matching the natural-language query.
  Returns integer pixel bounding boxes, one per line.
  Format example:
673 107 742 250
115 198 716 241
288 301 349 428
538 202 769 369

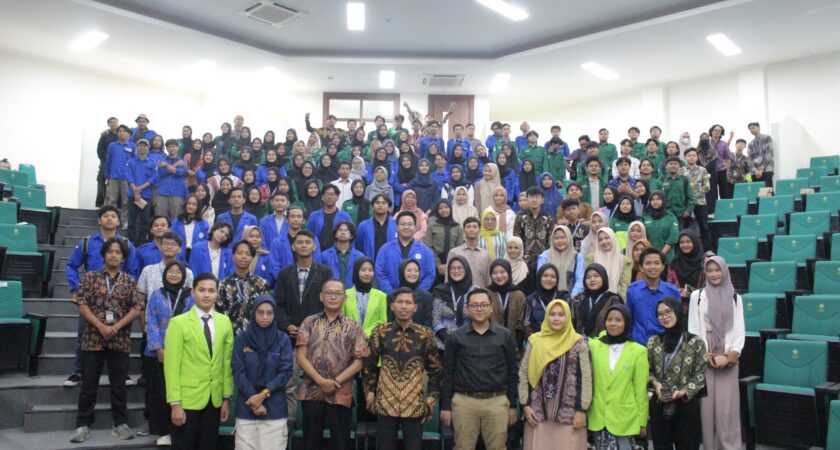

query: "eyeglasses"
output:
450 266 465 272
468 303 491 310
322 291 345 299
657 309 675 318
161 241 180 248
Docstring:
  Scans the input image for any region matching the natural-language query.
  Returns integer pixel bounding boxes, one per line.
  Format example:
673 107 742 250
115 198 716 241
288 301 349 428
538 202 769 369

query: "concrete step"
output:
43 332 143 355
0 374 145 429
0 427 158 450
24 402 145 432
59 208 100 222
52 283 72 299
55 226 100 248
60 216 99 227
34 354 142 376
24 298 78 315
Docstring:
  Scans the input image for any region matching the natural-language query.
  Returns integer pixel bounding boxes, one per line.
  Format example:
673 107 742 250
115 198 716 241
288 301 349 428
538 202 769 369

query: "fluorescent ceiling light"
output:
70 30 108 53
490 73 511 92
379 70 395 89
347 3 365 31
476 0 528 21
581 62 619 81
706 33 742 56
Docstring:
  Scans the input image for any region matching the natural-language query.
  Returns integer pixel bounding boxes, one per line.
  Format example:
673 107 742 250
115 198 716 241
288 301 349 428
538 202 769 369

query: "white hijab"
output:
592 227 623 294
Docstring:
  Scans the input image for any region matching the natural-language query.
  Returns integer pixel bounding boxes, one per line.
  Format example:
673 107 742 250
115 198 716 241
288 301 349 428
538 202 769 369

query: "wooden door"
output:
428 95 474 139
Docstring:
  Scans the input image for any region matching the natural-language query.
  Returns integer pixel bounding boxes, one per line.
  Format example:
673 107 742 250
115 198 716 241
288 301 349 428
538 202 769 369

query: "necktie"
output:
202 314 213 356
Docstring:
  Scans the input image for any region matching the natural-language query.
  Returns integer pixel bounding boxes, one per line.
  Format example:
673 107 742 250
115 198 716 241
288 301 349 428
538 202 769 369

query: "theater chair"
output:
0 280 46 375
0 224 54 297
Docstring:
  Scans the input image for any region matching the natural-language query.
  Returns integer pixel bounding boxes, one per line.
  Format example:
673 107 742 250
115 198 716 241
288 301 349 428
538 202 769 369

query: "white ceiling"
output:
2 0 840 115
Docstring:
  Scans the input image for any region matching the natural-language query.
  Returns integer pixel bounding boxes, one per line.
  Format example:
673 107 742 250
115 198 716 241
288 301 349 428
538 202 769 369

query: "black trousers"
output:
754 171 774 188
96 163 106 208
650 397 702 450
716 170 732 200
127 200 153 246
690 204 710 252
704 161 718 213
145 358 171 436
376 416 423 450
76 349 129 428
301 400 352 450
171 399 220 450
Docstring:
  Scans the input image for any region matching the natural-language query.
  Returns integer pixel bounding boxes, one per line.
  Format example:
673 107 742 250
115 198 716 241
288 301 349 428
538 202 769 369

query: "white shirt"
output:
688 289 746 354
209 246 221 278
332 178 354 209
609 343 625 373
274 215 285 234
612 156 641 179
194 305 215 351
184 222 195 248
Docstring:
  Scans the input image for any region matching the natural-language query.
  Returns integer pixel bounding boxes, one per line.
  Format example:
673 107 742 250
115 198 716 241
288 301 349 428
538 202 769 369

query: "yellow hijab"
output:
480 209 501 257
527 299 581 387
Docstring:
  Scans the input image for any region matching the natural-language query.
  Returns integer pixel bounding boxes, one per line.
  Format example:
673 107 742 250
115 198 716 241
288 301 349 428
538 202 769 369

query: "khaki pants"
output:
155 195 182 220
452 393 509 450
106 179 128 224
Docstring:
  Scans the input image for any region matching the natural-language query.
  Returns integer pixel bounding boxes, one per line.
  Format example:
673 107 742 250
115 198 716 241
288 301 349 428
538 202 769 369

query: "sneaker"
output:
70 426 90 443
155 434 172 446
64 374 81 387
135 420 149 436
124 375 137 386
111 423 134 440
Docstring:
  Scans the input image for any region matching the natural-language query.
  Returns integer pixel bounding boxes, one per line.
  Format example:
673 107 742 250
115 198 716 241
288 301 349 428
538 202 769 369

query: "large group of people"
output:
66 109 771 449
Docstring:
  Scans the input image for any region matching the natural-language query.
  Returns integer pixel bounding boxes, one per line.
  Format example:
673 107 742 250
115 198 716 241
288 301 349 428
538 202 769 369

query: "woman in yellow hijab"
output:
518 299 592 450
479 209 507 259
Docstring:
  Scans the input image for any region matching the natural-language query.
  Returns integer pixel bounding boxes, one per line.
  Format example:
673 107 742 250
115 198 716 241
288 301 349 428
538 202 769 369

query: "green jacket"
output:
544 149 566 183
642 152 665 179
587 335 649 436
493 139 518 158
643 212 680 263
598 143 618 172
631 142 647 160
518 145 546 175
580 176 607 206
660 174 695 218
342 200 369 226
341 288 389 337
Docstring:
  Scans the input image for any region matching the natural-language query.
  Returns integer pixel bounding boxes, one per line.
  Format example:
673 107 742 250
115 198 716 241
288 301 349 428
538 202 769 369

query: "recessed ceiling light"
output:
706 33 742 56
347 3 365 31
490 73 511 92
476 0 528 21
70 30 108 53
581 62 619 81
380 70 395 89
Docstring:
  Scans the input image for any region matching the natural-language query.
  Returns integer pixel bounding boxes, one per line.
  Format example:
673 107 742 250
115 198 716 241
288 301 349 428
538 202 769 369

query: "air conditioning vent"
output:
421 74 465 88
241 1 302 26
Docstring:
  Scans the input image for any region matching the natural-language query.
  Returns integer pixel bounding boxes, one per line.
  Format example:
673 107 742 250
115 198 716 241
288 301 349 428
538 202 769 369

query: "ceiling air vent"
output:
421 74 465 88
241 1 302 27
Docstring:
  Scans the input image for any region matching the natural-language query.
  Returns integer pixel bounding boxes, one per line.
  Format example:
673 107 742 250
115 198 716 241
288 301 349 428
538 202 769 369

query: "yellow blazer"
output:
164 306 234 410
587 335 649 436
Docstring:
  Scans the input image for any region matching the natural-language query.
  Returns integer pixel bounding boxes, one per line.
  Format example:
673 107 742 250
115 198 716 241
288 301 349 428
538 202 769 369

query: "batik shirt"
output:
216 272 269 335
513 211 554 265
748 134 774 173
72 269 145 352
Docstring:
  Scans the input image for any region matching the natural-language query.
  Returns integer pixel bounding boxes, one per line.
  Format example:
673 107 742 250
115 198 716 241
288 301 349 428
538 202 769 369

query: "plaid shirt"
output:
72 269 144 352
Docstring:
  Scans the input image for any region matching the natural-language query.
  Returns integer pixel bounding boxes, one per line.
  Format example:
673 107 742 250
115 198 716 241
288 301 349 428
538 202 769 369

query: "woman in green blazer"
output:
588 304 649 450
341 257 388 338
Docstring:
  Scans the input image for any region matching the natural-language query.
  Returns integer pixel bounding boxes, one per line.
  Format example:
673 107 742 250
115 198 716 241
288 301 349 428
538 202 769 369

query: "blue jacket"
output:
232 323 294 420
626 280 681 345
305 209 352 248
419 137 445 159
355 216 397 262
231 166 265 187
536 251 585 297
544 140 571 157
374 239 435 293
66 232 139 292
268 232 322 277
146 150 166 165
136 241 188 269
431 170 449 191
156 156 188 197
104 140 136 180
447 138 472 157
145 289 194 357
171 218 210 254
318 246 365 288
125 157 157 199
189 241 233 279
252 254 275 288
130 128 156 142
259 215 288 250
216 211 259 243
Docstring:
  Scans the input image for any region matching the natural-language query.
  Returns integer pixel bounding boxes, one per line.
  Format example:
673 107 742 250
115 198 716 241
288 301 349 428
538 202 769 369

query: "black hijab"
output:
603 186 620 215
161 260 191 316
301 179 323 216
534 263 565 304
646 190 667 220
431 198 457 260
397 154 417 184
636 179 651 209
600 303 633 344
398 259 422 290
612 195 639 223
448 144 466 167
238 295 287 388
265 167 281 193
236 126 252 150
350 179 370 224
670 230 704 287
200 151 216 179
263 130 277 150
657 297 686 353
434 256 474 300
448 165 469 189
578 264 614 337
245 186 263 218
352 257 374 294
465 157 483 184
315 156 338 185
488 259 513 295
284 128 298 154
519 158 538 192
236 147 258 173
211 177 233 214
217 157 233 177
263 149 283 170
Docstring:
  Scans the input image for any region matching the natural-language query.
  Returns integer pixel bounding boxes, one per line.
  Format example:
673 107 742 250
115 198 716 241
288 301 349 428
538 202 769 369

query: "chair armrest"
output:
740 375 762 387
23 312 47 356
38 249 55 282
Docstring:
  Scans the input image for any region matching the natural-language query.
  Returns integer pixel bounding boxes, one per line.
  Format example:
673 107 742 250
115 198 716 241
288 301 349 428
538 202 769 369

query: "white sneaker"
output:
70 426 90 443
124 376 137 386
156 434 172 446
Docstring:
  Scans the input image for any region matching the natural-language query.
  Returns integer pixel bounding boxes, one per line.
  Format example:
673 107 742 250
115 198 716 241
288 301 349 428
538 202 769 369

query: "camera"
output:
660 385 677 420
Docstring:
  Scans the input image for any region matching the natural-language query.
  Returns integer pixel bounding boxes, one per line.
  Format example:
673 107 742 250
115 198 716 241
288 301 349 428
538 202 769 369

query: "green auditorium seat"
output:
813 261 840 295
826 400 840 450
775 178 810 197
16 164 44 189
740 340 839 449
11 185 57 245
744 261 798 328
739 214 778 250
0 224 53 297
833 233 840 261
710 198 748 242
758 195 793 231
807 191 840 216
733 181 766 206
811 155 840 175
0 170 30 189
821 175 840 193
0 280 46 374
771 234 816 265
740 294 779 379
798 166 829 188
717 237 758 291
0 201 18 224
789 211 831 236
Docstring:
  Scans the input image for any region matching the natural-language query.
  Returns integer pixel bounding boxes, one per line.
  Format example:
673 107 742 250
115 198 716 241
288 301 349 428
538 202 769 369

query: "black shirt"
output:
320 211 336 250
373 217 388 258
230 212 242 235
399 240 412 260
441 323 518 410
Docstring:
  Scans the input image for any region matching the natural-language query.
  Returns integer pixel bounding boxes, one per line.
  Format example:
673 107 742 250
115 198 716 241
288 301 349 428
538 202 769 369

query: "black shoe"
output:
136 376 146 386
64 374 81 387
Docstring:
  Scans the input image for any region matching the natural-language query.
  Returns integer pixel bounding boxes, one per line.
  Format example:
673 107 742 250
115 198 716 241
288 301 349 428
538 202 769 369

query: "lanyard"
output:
167 288 184 315
587 292 607 311
500 292 509 312
450 287 463 311
663 334 685 371
105 272 122 299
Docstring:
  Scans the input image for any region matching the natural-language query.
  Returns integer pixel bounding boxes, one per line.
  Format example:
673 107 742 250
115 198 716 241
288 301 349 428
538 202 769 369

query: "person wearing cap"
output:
660 156 695 228
305 112 345 147
544 136 567 184
96 117 119 207
518 130 546 175
126 139 158 244
105 124 137 225
131 113 156 144
155 139 188 220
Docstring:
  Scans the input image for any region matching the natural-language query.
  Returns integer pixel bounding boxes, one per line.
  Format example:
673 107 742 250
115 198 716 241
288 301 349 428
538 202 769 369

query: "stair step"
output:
34 354 143 376
59 216 99 227
0 427 158 450
59 208 100 221
25 402 145 432
55 226 100 248
38 244 77 261
24 298 78 315
43 332 143 355
52 283 72 299
0 374 145 429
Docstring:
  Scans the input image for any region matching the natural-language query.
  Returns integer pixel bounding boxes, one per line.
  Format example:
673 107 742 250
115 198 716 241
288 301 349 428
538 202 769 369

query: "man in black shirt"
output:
440 288 517 450
96 117 119 207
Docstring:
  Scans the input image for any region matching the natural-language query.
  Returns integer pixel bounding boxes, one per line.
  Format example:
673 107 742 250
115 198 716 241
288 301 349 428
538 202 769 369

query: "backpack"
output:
81 235 129 269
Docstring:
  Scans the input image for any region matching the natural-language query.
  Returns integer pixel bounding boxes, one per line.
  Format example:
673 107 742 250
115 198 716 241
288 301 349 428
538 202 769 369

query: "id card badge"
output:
106 310 115 325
